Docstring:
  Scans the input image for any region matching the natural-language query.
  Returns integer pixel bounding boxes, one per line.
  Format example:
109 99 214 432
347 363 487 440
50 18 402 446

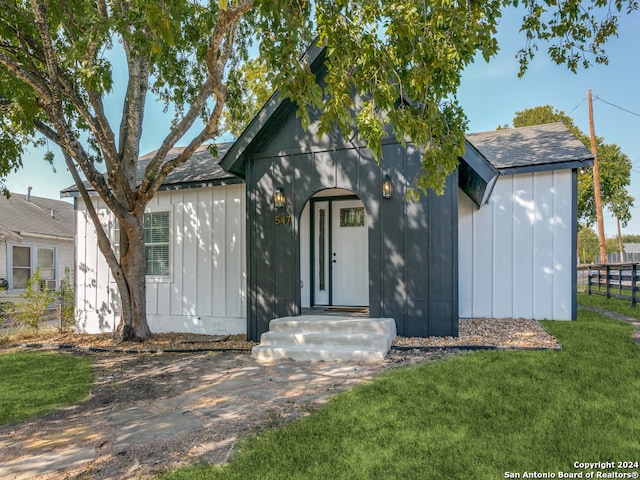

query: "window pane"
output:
146 245 169 276
13 246 31 267
144 212 170 243
39 269 55 280
13 268 30 289
37 248 54 269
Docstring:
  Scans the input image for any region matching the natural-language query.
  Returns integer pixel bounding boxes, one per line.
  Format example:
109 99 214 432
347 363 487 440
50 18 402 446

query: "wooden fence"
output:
577 263 639 307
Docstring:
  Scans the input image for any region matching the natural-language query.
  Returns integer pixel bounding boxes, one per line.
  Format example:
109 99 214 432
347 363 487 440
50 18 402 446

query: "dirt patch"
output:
0 349 461 480
0 319 560 479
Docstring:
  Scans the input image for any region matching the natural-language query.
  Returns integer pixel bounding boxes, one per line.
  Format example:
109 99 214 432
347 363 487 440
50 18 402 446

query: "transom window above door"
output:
339 207 365 227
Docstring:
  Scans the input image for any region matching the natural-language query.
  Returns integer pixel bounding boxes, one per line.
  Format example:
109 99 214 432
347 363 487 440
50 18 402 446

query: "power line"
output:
594 95 640 118
568 97 587 116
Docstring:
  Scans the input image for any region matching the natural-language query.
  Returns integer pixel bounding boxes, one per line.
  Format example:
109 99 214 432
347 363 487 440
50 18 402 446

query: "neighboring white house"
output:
64 122 593 337
0 190 75 299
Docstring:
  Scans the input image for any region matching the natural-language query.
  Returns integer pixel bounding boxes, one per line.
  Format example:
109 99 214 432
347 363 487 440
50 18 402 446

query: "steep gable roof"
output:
0 192 74 240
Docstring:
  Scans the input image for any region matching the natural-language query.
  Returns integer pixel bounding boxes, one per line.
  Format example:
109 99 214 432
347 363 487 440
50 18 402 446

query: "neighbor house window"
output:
11 245 56 289
113 211 171 277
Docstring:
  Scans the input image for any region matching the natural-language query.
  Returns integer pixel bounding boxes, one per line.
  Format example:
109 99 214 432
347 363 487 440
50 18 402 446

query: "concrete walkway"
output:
0 350 419 480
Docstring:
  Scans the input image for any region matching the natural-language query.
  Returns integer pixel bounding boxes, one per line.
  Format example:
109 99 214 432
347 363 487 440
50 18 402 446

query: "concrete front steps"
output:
251 315 397 363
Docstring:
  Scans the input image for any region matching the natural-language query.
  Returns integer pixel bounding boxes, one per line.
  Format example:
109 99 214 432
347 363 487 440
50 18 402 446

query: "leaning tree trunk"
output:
119 219 152 341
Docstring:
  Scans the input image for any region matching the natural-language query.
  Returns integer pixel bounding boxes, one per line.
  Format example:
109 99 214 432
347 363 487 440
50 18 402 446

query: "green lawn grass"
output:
161 299 640 480
577 291 640 320
0 351 93 425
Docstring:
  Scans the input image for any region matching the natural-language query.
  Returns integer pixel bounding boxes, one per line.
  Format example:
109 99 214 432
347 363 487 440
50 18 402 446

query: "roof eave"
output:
496 156 594 176
458 139 500 208
0 223 22 241
18 231 74 241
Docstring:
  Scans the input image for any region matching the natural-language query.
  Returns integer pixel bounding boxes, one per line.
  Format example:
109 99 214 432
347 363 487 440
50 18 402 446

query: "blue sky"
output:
5 6 640 236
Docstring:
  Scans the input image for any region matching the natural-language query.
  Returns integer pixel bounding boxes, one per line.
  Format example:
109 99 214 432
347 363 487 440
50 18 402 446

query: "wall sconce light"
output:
274 187 285 208
382 175 392 199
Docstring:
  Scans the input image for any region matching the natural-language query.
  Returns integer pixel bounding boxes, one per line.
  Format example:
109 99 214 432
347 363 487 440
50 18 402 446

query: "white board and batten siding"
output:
458 170 574 321
75 184 246 335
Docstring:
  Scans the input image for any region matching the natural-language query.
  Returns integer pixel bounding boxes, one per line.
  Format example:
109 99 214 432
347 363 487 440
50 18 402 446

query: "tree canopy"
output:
1 0 637 339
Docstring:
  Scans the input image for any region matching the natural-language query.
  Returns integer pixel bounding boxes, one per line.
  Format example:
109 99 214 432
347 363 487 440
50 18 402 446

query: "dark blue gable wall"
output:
243 105 459 341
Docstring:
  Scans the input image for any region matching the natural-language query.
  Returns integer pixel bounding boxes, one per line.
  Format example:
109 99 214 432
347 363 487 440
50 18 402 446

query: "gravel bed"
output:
393 318 560 349
1 318 560 352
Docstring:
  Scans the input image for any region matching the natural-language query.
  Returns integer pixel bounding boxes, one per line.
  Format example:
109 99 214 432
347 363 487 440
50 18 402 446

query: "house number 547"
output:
274 215 291 225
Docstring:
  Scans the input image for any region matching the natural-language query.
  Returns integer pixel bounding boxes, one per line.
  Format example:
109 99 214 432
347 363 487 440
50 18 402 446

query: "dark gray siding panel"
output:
429 174 459 336
404 146 431 337
246 155 301 340
378 143 407 332
314 150 336 191
246 160 274 339
243 106 459 341
336 148 360 193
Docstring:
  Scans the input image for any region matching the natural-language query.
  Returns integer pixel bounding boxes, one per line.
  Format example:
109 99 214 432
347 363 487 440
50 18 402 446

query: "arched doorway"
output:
300 189 369 308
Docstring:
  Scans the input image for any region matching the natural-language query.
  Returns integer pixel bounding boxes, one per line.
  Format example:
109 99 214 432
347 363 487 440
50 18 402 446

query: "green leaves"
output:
515 0 639 76
0 0 636 203
308 0 501 195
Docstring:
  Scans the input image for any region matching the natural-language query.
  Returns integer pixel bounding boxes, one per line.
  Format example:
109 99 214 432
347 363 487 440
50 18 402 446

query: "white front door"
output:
331 200 369 306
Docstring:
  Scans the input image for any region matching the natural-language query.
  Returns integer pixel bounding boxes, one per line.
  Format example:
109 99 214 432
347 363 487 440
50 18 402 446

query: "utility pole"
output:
588 89 607 264
617 217 624 263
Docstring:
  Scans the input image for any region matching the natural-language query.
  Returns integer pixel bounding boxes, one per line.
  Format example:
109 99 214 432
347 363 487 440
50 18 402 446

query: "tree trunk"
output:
118 217 152 341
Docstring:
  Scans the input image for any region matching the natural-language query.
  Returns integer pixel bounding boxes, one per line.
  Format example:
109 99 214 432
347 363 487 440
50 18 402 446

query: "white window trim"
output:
144 210 172 283
7 243 58 291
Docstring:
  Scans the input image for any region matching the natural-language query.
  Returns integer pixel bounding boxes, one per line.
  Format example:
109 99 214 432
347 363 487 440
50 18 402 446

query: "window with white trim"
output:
113 211 171 277
10 245 56 289
144 212 170 277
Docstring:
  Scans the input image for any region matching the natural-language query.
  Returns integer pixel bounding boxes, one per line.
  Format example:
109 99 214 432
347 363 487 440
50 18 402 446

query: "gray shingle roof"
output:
466 122 594 174
624 243 640 254
0 192 74 239
61 142 239 196
138 142 236 186
61 124 593 202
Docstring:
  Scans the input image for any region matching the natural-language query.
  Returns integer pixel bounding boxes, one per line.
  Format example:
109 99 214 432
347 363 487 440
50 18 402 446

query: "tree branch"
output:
60 149 133 326
32 118 126 217
0 51 52 103
136 1 254 204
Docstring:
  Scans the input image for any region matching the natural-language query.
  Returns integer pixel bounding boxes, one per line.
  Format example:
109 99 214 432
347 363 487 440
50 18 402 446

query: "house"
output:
63 46 593 342
0 189 75 298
